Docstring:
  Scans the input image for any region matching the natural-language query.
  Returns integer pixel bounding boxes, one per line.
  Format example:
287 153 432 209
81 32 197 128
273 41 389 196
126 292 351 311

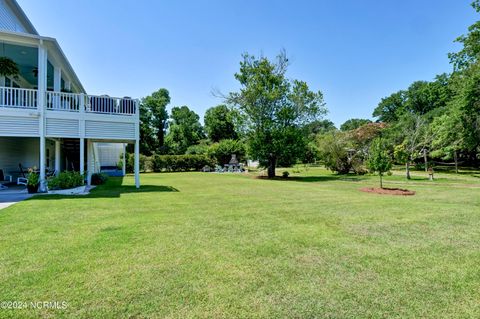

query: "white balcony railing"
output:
0 87 137 116
0 87 38 109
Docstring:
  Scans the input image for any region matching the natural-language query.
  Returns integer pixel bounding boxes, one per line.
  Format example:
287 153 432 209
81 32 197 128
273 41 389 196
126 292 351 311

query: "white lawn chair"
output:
17 164 28 186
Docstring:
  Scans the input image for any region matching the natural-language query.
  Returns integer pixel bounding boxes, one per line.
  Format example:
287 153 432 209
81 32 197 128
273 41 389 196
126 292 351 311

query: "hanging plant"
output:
0 57 19 76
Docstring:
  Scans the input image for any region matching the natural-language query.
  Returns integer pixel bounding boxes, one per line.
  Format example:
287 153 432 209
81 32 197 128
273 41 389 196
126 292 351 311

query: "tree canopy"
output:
226 51 327 177
204 105 238 142
165 106 205 155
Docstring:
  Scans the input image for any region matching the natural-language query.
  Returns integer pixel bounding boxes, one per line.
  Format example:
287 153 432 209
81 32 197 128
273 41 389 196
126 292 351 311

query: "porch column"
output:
134 140 140 188
87 139 92 186
79 138 85 176
55 140 61 176
134 99 140 188
38 42 48 192
122 143 126 176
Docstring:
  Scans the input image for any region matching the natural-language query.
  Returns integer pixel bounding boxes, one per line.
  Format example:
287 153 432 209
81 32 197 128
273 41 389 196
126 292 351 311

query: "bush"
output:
124 153 216 173
207 139 246 165
125 153 152 173
317 132 352 174
91 173 108 185
282 171 290 178
48 171 84 190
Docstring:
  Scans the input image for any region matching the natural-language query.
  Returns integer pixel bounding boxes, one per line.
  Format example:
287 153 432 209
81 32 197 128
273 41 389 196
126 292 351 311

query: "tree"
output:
226 51 326 178
141 88 170 154
430 110 464 173
340 118 371 131
372 91 406 123
302 119 336 138
390 113 428 179
204 105 238 142
366 138 392 189
449 1 480 71
316 131 352 174
165 106 205 154
138 103 157 155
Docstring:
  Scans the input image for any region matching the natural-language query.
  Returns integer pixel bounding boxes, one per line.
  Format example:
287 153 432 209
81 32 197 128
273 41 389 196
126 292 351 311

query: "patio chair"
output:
17 163 28 186
0 169 12 190
0 169 13 190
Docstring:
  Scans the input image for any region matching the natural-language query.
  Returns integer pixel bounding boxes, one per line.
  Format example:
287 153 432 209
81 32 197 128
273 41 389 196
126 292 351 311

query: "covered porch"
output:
0 136 136 192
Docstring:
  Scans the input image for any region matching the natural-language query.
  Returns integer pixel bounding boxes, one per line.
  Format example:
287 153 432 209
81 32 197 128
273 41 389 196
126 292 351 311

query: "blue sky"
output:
19 0 476 126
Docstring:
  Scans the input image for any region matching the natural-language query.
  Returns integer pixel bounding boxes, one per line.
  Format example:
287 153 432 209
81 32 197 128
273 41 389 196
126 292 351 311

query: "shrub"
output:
91 173 108 185
125 153 151 173
316 132 352 174
48 171 84 190
185 143 209 155
207 139 246 165
125 154 215 173
282 171 290 178
151 154 215 172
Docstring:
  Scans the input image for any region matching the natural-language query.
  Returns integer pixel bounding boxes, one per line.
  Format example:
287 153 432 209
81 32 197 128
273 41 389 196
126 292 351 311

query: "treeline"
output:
135 1 480 177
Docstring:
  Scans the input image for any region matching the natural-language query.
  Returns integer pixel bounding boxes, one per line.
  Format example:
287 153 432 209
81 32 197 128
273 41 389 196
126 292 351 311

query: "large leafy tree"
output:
372 91 406 123
140 88 170 154
204 104 238 142
449 0 480 71
165 106 205 154
226 51 327 178
302 119 336 137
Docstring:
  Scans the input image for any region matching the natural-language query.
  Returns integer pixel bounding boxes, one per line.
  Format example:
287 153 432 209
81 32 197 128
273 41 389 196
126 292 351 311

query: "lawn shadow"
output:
31 176 179 201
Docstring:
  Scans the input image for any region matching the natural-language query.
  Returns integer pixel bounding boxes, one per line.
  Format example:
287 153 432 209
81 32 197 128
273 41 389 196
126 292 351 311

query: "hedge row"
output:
126 154 215 173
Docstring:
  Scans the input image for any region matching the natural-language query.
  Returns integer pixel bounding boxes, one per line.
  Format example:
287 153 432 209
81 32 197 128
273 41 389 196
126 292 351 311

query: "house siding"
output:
46 118 79 138
0 115 39 136
0 0 27 33
85 120 136 140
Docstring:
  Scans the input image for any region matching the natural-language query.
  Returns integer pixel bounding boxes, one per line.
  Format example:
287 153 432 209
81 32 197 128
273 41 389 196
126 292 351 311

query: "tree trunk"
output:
267 157 276 178
454 150 459 174
406 162 411 180
423 148 428 172
380 174 383 189
158 128 165 148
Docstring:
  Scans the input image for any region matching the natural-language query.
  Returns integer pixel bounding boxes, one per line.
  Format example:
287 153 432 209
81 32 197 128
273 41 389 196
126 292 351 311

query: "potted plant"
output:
27 171 39 194
0 57 19 77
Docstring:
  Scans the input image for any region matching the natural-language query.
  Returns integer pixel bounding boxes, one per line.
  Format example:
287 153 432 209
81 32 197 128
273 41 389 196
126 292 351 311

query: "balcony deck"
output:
0 87 139 141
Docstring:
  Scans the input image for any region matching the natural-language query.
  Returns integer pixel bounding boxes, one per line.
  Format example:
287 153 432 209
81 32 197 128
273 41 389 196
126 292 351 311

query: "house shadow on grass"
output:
32 176 179 200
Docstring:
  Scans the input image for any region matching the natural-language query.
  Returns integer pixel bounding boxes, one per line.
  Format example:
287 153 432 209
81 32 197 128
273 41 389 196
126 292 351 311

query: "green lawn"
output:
1 168 479 318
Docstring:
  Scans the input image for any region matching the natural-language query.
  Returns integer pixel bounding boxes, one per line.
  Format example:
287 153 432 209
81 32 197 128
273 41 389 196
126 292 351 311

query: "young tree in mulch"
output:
366 138 392 189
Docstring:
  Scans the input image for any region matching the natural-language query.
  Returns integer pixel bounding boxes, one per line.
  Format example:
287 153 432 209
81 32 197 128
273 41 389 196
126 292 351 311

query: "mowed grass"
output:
0 168 479 318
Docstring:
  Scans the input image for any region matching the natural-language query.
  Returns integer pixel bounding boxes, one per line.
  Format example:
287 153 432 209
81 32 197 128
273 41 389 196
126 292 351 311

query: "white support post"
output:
134 99 140 188
122 143 126 176
55 140 61 176
87 139 92 186
134 140 140 188
38 42 47 192
80 138 85 176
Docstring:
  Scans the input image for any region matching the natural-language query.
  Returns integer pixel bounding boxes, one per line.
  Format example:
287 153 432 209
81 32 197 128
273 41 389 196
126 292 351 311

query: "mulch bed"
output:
360 187 416 196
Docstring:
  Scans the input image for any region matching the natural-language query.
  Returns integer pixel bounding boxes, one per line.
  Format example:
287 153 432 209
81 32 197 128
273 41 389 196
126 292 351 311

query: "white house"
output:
0 0 140 191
